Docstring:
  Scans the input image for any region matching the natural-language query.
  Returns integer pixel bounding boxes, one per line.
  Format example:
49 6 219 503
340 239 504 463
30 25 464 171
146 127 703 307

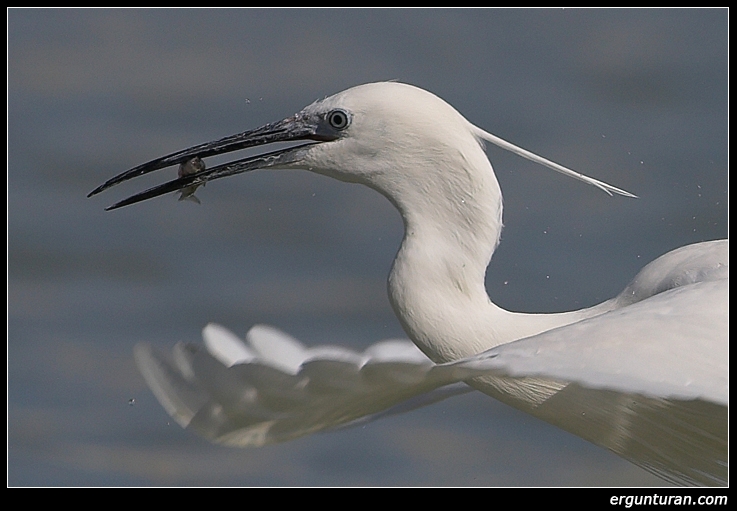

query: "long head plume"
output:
471 126 637 198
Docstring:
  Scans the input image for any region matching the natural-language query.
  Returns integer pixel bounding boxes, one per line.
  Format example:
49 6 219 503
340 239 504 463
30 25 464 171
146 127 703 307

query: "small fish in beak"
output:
177 157 206 204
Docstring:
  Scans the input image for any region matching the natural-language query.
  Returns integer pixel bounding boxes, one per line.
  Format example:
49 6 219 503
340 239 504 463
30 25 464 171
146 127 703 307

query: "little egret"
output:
90 82 727 486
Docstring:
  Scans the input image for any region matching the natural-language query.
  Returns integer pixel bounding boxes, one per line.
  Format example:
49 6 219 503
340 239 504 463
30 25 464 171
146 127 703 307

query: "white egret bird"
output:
89 82 727 486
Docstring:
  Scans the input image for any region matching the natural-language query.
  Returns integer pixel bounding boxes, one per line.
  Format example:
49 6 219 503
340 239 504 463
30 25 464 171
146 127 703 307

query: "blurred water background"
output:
8 9 727 486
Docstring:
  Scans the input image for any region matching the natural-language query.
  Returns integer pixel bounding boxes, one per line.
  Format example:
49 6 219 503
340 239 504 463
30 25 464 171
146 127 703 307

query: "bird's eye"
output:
328 109 350 130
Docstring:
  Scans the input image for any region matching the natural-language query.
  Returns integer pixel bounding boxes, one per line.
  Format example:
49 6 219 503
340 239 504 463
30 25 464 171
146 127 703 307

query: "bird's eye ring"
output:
328 109 350 130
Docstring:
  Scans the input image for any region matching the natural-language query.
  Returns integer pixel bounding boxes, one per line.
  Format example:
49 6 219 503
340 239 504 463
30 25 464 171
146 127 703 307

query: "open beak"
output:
88 113 336 211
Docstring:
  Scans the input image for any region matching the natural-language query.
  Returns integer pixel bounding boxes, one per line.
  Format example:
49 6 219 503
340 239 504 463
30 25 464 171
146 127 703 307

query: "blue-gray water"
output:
9 9 727 486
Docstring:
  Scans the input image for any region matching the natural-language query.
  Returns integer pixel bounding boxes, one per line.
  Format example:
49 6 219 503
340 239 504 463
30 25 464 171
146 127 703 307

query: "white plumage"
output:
92 82 728 486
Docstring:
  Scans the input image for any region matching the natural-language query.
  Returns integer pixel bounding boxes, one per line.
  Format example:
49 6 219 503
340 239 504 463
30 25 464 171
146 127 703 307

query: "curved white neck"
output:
384 160 610 364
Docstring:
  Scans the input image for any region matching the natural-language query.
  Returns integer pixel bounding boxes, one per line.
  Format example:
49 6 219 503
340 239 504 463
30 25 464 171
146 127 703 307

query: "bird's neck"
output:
386 176 605 364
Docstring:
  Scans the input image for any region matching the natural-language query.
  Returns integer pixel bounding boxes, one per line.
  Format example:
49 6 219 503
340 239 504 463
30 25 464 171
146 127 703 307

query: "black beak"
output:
88 113 335 211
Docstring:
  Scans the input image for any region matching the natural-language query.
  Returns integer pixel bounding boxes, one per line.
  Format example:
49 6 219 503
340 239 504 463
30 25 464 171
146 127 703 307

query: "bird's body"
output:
91 82 728 485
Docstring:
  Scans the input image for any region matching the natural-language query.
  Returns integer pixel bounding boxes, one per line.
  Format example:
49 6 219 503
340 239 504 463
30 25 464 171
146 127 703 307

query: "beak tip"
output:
90 115 320 210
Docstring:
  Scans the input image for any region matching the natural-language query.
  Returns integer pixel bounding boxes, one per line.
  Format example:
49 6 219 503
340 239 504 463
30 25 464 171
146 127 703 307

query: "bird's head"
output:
89 82 634 211
88 82 488 212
